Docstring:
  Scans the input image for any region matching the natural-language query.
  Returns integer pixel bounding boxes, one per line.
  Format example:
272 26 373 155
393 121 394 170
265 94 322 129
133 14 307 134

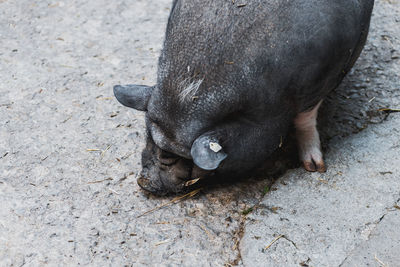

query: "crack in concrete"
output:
368 197 400 230
229 181 276 266
229 216 246 266
338 253 351 267
338 197 400 266
299 257 312 267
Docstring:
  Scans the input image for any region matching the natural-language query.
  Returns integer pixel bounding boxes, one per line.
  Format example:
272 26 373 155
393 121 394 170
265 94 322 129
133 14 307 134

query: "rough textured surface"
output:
240 116 400 266
0 0 399 266
341 209 400 267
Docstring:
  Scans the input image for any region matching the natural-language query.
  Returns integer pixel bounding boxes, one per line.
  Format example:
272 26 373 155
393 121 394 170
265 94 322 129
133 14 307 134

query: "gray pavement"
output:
0 0 399 266
241 115 400 266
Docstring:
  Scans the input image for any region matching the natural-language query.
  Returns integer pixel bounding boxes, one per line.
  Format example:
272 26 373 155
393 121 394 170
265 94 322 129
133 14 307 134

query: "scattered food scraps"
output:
374 254 387 267
87 177 113 184
264 235 284 250
101 145 112 157
154 239 171 247
137 188 202 218
378 108 400 113
185 178 200 187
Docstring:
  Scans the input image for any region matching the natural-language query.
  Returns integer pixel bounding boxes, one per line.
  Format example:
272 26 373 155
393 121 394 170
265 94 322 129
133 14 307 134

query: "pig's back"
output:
160 0 374 112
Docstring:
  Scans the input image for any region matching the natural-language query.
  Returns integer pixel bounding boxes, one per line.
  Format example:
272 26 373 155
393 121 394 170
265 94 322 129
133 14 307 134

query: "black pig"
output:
114 0 374 195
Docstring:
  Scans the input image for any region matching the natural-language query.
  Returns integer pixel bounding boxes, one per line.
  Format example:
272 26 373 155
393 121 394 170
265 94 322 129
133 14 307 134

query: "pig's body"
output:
114 0 374 195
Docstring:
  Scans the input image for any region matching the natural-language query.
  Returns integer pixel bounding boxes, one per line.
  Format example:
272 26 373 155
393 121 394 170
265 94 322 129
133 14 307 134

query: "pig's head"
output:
114 76 292 195
112 0 297 195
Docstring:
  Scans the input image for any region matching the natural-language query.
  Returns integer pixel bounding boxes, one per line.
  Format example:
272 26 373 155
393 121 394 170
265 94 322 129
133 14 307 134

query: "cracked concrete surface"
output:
240 115 400 266
340 201 400 266
0 0 399 266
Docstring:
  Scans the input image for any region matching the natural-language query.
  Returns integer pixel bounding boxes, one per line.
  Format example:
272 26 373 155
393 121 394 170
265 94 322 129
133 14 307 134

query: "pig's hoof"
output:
303 158 327 173
294 101 326 173
299 145 326 173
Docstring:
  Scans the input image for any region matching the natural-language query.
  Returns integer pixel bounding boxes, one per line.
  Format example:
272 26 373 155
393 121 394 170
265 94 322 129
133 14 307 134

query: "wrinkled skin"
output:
114 0 374 195
137 135 211 194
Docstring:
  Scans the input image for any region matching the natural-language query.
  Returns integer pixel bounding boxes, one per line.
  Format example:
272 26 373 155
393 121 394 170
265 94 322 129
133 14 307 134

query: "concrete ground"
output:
0 0 399 266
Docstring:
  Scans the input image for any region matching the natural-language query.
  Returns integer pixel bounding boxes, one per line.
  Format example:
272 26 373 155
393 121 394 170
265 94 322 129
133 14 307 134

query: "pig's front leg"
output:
294 100 326 173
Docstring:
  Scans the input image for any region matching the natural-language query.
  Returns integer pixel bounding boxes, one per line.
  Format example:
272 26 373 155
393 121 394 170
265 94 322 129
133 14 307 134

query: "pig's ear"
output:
191 135 227 170
113 84 153 111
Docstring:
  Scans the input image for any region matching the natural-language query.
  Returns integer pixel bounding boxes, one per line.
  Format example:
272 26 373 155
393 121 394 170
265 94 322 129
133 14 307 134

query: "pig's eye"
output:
157 150 179 166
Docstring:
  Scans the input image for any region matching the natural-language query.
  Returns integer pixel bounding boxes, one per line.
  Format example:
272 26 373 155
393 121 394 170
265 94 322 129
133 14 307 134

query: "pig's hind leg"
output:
294 100 326 173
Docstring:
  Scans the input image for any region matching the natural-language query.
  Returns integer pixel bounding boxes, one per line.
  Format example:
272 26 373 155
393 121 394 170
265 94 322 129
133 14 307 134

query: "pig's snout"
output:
137 143 209 195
